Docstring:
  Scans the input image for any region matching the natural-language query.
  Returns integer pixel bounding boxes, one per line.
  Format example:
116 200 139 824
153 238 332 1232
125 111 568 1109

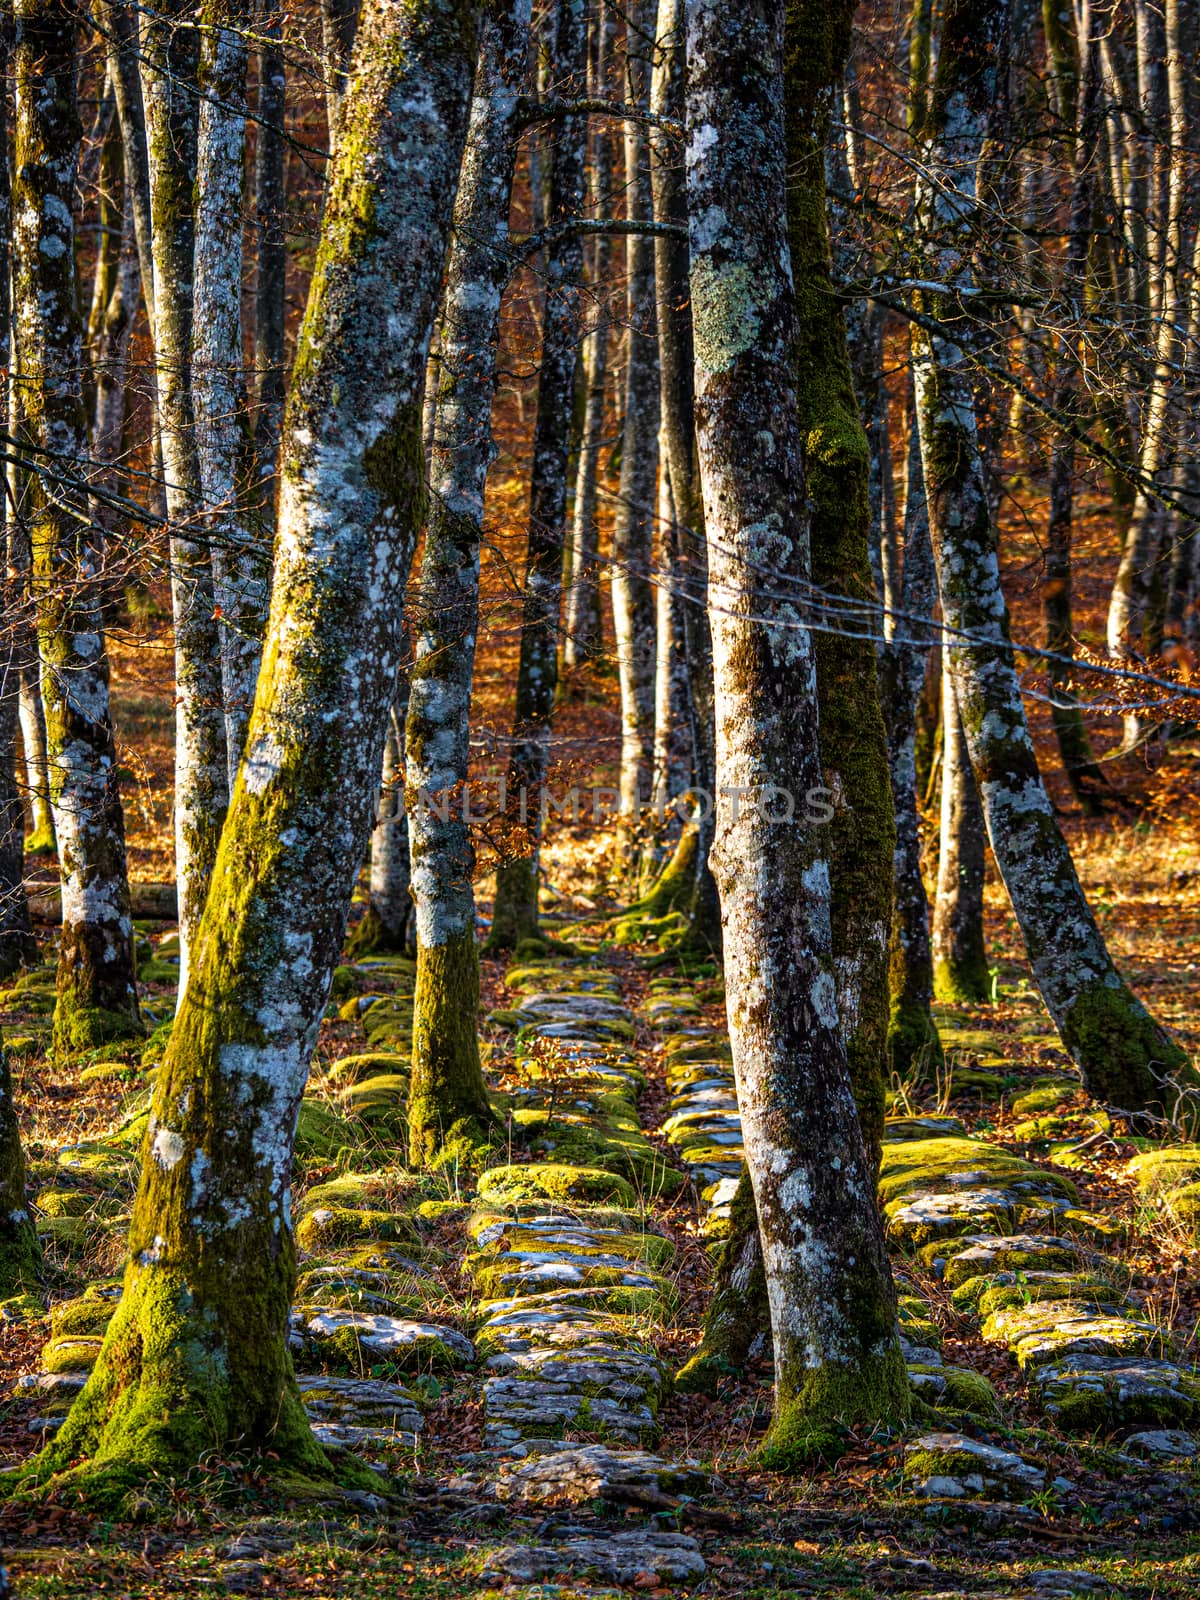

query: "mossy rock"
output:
298 1170 416 1217
139 1016 175 1067
136 959 179 985
1127 1145 1200 1196
897 1294 941 1348
878 1137 1076 1208
477 1163 637 1209
932 1234 1088 1289
54 1144 134 1190
35 1188 122 1220
908 1363 998 1418
34 1214 105 1252
664 1037 732 1066
416 1199 470 1225
1010 1078 1083 1117
0 1293 44 1324
43 1334 104 1374
79 1060 138 1087
49 1286 121 1339
295 1206 421 1254
324 1051 409 1085
975 1272 1116 1318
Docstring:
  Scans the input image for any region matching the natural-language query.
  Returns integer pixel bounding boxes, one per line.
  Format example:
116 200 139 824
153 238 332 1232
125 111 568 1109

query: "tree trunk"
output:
650 0 719 953
881 414 940 1073
21 0 481 1506
610 1 658 878
913 0 1195 1120
931 668 989 1003
406 0 529 1161
194 1 268 784
487 0 586 952
88 116 141 542
562 0 615 673
13 0 140 1057
640 449 690 889
687 0 907 1466
322 0 360 148
786 0 895 1170
359 686 415 954
252 2 287 526
0 631 37 981
141 0 231 991
0 1046 39 1298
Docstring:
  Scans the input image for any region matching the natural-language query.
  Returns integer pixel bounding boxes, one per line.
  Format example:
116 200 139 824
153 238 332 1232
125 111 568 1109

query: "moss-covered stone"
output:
295 1206 421 1254
477 1163 638 1209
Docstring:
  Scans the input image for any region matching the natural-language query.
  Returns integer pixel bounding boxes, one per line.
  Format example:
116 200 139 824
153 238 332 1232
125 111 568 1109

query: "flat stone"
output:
296 1374 423 1433
482 1528 705 1584
905 1430 1067 1500
512 994 633 1026
495 1444 713 1506
1030 1355 1200 1431
883 1116 968 1142
930 1234 1090 1287
301 1311 473 1367
1120 1428 1197 1460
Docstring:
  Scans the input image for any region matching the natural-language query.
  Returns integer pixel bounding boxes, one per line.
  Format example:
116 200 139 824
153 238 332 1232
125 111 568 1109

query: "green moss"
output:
52 995 143 1061
933 1365 999 1417
1061 982 1197 1122
476 1162 637 1208
294 1101 360 1162
294 1206 420 1254
325 1052 409 1085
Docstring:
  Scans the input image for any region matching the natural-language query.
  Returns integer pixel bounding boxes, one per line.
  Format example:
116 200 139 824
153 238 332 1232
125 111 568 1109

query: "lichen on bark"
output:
686 0 908 1463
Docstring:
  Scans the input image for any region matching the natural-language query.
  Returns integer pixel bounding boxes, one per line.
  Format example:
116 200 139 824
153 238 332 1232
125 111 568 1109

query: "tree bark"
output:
610 0 659 877
650 0 720 952
687 0 907 1465
21 0 482 1505
194 0 268 784
785 0 895 1169
913 0 1195 1119
0 1046 39 1297
406 0 529 1161
881 413 940 1072
252 1 287 526
140 0 231 991
487 0 586 952
13 0 140 1056
931 668 989 1003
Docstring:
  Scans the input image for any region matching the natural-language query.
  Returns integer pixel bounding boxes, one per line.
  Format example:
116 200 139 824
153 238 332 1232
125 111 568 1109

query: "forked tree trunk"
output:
913 0 1195 1119
141 0 231 990
487 0 586 952
406 0 531 1162
21 0 481 1506
688 0 907 1466
13 0 140 1056
194 1 268 784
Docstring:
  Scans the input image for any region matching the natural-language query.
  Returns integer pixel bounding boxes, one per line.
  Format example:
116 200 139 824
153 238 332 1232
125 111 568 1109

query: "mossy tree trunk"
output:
687 0 908 1465
931 669 989 1004
913 0 1195 1119
22 0 481 1505
406 0 530 1161
650 0 720 953
610 0 659 879
13 0 140 1056
140 0 231 991
194 0 269 784
487 0 586 953
641 454 691 889
880 417 940 1074
322 0 360 146
358 693 415 955
0 1046 39 1298
785 0 894 1170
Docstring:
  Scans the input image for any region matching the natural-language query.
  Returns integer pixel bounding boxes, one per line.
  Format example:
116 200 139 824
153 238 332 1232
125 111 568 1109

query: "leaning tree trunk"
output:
913 0 1195 1119
881 414 940 1073
141 0 231 990
0 1045 39 1298
406 0 530 1163
487 0 586 953
194 1 268 785
687 0 907 1467
13 0 140 1057
931 668 989 1003
610 1 659 879
649 0 720 952
20 0 482 1507
786 0 895 1169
